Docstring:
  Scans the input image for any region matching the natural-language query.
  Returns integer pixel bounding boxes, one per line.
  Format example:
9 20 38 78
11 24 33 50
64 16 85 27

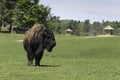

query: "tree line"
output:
0 0 120 36
49 17 120 36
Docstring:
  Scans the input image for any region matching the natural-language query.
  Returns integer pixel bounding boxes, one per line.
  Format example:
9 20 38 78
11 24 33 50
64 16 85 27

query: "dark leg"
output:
27 54 34 66
35 44 44 66
35 57 40 66
35 51 44 66
26 47 34 66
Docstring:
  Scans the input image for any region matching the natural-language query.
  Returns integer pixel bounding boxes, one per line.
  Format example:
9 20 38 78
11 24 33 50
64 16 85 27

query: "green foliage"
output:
68 20 81 35
14 0 51 28
0 0 51 31
49 19 120 36
47 16 61 33
59 20 71 34
92 22 102 36
83 19 91 36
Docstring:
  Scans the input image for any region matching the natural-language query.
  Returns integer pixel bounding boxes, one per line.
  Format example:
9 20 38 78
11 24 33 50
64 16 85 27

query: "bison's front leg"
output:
35 57 40 66
35 45 44 66
35 51 44 66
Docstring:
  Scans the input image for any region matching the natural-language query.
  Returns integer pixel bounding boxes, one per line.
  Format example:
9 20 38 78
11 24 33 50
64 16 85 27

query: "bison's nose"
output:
51 41 56 47
53 41 56 46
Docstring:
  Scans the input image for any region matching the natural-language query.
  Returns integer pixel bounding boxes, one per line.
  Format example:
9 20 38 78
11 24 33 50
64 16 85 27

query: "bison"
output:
23 24 56 66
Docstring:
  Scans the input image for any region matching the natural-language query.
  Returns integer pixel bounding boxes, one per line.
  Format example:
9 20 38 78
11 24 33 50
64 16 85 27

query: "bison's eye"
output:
47 36 50 39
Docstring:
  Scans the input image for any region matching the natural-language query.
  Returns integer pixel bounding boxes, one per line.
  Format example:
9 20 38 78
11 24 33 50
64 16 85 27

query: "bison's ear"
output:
43 29 47 35
43 28 50 35
43 31 46 35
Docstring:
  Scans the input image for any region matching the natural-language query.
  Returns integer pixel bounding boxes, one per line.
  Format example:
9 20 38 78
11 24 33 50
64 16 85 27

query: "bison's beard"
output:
46 42 56 52
47 46 53 52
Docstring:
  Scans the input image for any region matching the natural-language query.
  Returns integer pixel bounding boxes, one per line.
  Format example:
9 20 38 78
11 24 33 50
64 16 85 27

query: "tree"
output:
83 19 90 36
60 20 71 34
14 0 51 29
0 0 51 33
92 22 101 36
0 0 6 32
67 20 81 35
0 1 2 31
47 16 61 33
3 0 18 33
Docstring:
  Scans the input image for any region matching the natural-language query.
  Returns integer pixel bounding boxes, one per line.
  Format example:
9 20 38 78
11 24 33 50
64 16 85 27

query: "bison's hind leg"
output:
26 47 35 66
27 54 35 66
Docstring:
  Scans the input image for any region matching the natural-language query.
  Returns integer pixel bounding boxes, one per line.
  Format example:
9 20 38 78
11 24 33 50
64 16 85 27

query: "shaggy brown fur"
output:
23 24 45 45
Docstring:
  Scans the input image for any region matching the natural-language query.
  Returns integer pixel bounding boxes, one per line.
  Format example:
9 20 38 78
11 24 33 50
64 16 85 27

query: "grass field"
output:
0 33 120 80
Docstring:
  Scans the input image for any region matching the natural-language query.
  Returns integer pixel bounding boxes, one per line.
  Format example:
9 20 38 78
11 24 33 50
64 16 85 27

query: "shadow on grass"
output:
40 64 61 67
31 64 61 67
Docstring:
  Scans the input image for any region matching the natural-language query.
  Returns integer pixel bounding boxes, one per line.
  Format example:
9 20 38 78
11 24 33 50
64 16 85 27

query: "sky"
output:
40 0 120 23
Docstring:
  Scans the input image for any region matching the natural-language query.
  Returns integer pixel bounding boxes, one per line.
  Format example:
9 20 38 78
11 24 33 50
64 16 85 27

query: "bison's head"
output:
43 28 56 52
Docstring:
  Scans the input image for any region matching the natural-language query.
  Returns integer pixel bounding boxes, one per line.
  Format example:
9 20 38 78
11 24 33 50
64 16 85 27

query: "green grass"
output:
0 33 120 80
